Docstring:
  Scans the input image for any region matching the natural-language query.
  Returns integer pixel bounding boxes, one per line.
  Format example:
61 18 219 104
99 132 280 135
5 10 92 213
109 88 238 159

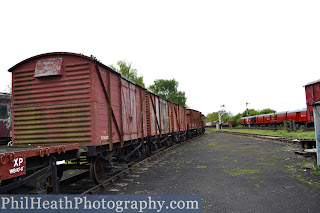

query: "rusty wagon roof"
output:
8 52 113 73
8 52 149 89
7 51 189 108
304 79 320 87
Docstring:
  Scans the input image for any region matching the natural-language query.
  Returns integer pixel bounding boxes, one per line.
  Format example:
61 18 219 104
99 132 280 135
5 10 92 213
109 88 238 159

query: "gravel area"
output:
104 130 320 213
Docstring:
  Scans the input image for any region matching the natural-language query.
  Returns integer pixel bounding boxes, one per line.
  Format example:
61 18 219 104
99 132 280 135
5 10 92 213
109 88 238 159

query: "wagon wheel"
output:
167 137 173 147
147 141 157 156
90 156 112 184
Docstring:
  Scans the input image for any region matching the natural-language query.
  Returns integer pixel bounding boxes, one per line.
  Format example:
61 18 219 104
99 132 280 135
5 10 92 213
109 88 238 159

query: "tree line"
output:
205 108 276 125
109 60 187 107
108 59 276 124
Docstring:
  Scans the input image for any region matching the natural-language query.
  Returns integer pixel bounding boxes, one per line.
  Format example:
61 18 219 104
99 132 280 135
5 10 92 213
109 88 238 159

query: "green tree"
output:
258 108 276 115
205 112 219 122
109 60 145 87
229 113 242 124
241 109 259 117
205 111 233 122
148 79 187 107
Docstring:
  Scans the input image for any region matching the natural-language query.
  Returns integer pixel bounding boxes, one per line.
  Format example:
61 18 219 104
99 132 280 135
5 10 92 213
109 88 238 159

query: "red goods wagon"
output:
145 91 170 137
0 143 79 193
169 103 187 133
168 102 187 142
304 80 320 123
201 114 206 129
179 105 187 132
186 109 202 130
0 93 11 144
8 52 153 184
186 109 194 130
7 52 206 189
159 99 170 134
186 109 203 137
9 53 147 149
121 77 148 143
222 121 236 127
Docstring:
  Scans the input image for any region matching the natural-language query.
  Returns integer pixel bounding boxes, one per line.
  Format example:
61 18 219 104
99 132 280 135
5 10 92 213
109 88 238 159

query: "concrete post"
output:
313 105 320 168
284 120 287 131
292 120 296 132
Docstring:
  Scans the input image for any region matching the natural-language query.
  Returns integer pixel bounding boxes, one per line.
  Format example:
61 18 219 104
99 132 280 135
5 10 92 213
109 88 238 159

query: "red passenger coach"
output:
275 112 287 123
241 109 308 127
241 117 247 126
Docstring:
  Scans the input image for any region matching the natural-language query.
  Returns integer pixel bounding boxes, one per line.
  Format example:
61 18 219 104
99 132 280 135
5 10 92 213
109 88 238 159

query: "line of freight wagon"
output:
0 52 205 194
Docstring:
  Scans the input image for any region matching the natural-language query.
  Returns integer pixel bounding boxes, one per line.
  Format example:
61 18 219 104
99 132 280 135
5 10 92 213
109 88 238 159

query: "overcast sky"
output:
1 0 319 116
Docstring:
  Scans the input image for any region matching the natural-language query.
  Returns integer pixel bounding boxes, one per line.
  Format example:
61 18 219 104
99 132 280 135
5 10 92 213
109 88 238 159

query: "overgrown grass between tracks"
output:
207 128 315 138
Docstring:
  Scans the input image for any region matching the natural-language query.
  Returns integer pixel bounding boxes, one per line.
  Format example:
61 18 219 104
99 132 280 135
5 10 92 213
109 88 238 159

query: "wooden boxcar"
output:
8 52 155 183
7 52 204 187
186 109 204 137
9 53 148 150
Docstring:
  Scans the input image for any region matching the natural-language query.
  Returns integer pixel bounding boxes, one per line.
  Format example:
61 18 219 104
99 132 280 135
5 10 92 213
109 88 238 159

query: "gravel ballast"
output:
106 130 320 212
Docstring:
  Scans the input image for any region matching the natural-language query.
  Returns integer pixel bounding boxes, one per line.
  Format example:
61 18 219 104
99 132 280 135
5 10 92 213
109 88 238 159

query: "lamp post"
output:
246 102 250 127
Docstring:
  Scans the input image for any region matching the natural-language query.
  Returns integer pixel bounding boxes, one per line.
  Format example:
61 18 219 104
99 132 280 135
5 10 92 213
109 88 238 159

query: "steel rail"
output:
80 134 203 195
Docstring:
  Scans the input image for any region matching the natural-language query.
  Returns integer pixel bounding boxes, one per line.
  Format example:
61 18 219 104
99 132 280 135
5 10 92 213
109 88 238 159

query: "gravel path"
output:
107 130 320 213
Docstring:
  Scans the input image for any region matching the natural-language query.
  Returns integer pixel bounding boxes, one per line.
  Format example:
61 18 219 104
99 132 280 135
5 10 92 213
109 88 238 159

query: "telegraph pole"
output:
246 102 250 127
218 105 226 129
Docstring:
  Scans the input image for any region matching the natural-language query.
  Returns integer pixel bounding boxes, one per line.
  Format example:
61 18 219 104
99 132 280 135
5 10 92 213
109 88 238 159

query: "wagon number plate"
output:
0 156 26 180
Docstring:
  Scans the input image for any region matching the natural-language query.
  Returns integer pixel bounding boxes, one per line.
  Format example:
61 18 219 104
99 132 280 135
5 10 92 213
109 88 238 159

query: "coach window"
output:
0 105 8 119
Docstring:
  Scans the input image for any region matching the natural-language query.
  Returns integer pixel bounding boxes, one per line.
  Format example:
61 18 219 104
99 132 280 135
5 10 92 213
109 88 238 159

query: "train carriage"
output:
240 109 308 128
8 52 153 184
275 112 286 124
186 109 204 137
169 102 186 141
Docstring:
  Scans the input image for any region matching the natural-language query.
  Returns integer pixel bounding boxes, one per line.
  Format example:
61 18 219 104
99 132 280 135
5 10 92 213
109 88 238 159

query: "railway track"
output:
58 135 203 195
220 130 314 143
219 130 316 153
231 126 315 131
